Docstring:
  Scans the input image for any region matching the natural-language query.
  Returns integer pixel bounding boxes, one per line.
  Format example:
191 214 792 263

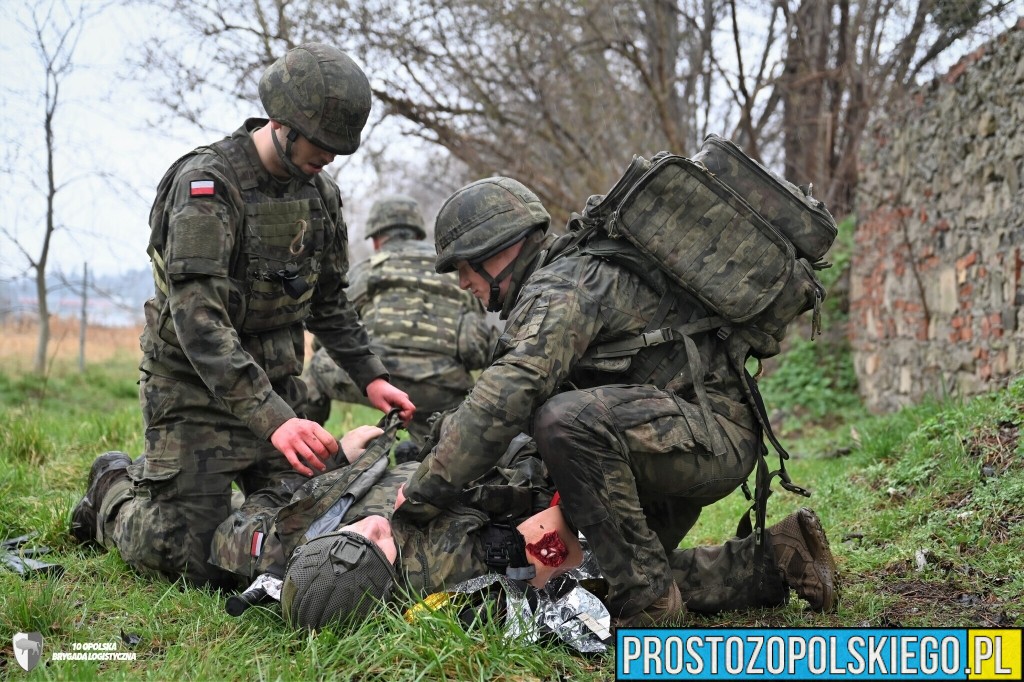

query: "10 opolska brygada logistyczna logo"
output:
10 632 138 672
12 632 43 672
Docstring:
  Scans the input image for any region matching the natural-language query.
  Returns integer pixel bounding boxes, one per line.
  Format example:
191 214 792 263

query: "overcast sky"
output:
0 2 411 281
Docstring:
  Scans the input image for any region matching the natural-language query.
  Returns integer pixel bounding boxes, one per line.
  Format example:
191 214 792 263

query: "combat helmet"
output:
434 177 550 275
259 43 371 179
365 194 427 240
434 177 549 311
281 531 396 630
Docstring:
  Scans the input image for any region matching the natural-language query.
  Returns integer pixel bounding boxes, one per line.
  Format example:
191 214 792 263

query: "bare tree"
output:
776 0 1016 216
0 0 101 373
139 0 1016 225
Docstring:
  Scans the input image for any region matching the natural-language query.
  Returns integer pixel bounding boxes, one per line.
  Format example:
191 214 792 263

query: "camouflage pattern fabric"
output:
433 177 550 273
302 237 495 444
113 120 386 586
210 447 554 597
364 194 426 239
398 226 760 619
207 430 783 616
669 531 789 613
259 44 371 156
534 385 759 618
692 134 837 262
111 373 308 587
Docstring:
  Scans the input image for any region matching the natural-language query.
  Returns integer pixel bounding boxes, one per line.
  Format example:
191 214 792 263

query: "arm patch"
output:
166 214 229 279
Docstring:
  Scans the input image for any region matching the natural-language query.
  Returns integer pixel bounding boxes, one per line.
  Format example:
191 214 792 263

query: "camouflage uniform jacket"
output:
141 118 387 439
399 233 755 521
213 440 552 594
345 452 551 594
346 237 495 385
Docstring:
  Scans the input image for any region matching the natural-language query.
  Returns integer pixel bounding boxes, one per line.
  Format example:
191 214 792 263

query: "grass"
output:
1 330 1022 680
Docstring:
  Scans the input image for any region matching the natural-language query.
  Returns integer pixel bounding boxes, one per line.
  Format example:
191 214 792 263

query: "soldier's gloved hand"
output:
270 417 340 476
340 425 385 464
365 378 416 425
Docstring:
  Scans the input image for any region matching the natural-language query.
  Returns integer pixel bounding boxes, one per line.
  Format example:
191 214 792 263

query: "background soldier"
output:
69 43 414 588
395 177 838 627
303 194 496 453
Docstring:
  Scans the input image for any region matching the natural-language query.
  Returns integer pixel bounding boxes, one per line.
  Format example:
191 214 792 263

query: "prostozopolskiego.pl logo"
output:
13 632 43 672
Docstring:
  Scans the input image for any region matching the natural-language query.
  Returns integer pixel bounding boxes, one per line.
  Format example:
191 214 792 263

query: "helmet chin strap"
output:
271 127 313 183
471 259 517 312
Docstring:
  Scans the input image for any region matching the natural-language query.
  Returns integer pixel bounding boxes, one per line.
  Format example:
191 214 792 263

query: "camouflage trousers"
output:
534 384 759 619
669 532 789 613
302 347 471 446
106 373 307 588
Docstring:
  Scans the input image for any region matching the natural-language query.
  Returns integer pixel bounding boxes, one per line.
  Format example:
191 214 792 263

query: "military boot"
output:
69 451 132 546
767 507 838 612
611 582 685 629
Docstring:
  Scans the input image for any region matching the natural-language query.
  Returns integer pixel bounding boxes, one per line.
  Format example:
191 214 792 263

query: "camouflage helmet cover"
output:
434 176 550 274
281 531 396 630
259 43 371 155
365 194 427 240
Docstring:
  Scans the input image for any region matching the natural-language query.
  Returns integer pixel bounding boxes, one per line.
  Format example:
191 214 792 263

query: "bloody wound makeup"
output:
526 530 569 567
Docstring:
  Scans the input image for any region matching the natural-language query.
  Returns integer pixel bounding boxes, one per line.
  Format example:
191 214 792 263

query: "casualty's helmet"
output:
433 177 550 274
259 43 371 156
281 531 396 630
365 194 427 240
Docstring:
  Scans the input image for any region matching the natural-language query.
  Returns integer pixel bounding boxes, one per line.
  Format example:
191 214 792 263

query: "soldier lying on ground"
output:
70 418 837 631
233 422 837 629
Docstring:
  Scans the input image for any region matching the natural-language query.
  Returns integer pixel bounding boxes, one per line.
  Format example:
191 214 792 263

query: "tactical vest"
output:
355 242 468 357
147 133 341 339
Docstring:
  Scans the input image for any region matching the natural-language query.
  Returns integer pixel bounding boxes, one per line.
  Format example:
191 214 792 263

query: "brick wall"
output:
852 21 1024 412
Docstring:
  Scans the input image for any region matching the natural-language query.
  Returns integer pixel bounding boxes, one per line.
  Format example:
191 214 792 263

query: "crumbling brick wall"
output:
852 21 1024 412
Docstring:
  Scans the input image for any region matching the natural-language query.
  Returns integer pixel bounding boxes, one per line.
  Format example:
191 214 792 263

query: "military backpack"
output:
569 134 839 556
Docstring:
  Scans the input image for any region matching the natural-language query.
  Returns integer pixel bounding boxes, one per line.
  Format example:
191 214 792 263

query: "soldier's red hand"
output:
365 378 415 424
270 417 340 476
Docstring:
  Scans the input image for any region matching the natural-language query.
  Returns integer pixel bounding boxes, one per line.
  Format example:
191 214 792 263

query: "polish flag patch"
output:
190 179 216 197
250 531 265 557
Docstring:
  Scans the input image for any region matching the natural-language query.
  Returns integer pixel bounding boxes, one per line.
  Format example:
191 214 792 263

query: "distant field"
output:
0 317 143 371
0 317 320 373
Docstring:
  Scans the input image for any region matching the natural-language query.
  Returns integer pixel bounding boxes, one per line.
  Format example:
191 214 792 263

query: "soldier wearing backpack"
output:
395 175 838 627
302 194 496 452
68 44 414 588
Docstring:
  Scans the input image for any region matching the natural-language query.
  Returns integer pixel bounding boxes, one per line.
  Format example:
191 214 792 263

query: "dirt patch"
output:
860 565 1016 627
963 419 1021 476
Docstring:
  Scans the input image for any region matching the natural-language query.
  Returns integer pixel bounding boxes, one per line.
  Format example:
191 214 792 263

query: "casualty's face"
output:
339 515 398 564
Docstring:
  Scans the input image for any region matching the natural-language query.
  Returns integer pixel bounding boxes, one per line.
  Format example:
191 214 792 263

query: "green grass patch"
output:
2 356 1022 679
